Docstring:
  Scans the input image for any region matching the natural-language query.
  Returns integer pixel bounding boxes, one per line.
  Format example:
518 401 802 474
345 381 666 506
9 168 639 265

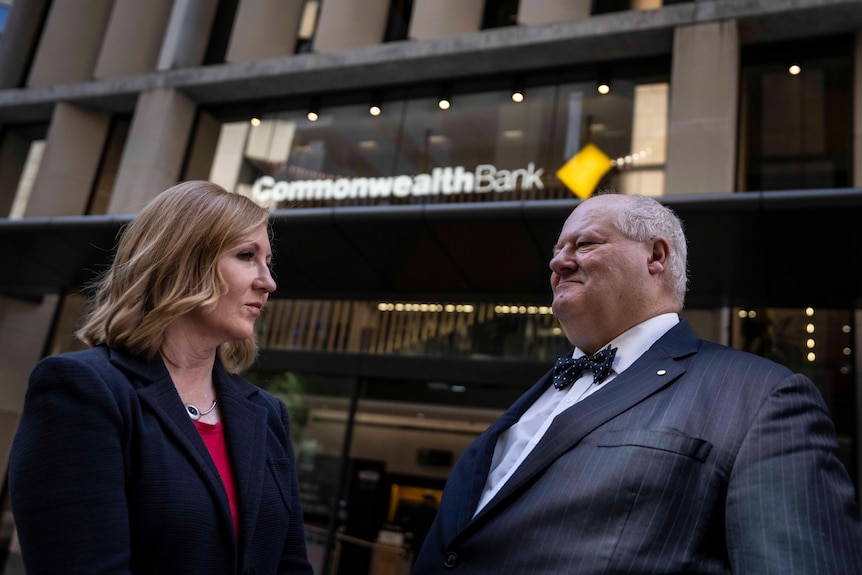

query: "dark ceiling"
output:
2 190 861 309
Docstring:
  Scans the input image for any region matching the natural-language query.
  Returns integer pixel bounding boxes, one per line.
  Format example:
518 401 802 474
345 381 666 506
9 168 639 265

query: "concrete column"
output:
93 0 173 79
854 33 862 188
665 20 739 195
517 0 590 26
408 0 483 40
109 89 197 214
0 294 60 479
26 0 113 86
225 0 304 63
313 0 389 52
24 103 111 217
0 0 50 88
157 0 220 70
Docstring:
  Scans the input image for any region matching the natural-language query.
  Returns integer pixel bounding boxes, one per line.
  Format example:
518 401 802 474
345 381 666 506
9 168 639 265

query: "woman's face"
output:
192 225 276 345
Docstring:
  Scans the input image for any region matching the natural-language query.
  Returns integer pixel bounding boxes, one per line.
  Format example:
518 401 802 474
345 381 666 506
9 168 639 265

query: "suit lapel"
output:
474 321 700 521
452 368 555 533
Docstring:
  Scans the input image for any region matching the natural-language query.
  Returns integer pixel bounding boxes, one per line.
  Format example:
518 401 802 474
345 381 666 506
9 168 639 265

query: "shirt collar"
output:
573 313 680 375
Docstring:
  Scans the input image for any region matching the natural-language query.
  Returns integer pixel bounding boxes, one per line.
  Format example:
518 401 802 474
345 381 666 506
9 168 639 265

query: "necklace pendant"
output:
185 397 217 420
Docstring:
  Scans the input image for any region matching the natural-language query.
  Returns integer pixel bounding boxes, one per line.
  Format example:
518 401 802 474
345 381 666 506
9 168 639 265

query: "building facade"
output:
0 0 861 573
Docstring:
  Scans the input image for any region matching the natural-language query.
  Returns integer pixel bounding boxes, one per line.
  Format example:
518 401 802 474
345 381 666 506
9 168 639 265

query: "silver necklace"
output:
185 397 218 420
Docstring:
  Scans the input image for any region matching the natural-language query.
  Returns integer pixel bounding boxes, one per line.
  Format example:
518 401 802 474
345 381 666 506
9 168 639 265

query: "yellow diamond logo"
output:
556 143 613 199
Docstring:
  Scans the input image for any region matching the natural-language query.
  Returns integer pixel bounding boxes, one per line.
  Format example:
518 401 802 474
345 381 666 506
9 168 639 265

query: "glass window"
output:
258 299 572 364
195 64 670 207
731 307 856 487
0 124 48 218
0 5 9 35
87 116 131 215
296 0 321 53
592 0 630 14
384 0 413 43
244 367 518 575
482 0 519 29
739 36 852 192
202 0 240 64
245 369 356 575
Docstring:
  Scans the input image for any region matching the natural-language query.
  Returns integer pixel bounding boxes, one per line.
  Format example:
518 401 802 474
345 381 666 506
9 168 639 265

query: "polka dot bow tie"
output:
553 345 618 391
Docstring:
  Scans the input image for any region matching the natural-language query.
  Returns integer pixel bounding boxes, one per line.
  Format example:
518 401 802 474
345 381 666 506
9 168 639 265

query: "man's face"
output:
549 195 656 354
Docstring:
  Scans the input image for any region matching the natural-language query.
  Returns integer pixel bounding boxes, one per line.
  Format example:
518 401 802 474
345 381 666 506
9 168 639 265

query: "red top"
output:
194 420 239 537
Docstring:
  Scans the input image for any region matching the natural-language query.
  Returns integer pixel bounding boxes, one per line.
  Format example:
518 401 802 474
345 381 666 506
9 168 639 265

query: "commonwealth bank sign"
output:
251 163 545 203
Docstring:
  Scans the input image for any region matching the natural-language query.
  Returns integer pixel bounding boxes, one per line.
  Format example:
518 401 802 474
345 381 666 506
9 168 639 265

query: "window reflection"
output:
201 73 670 206
739 36 852 191
731 307 856 487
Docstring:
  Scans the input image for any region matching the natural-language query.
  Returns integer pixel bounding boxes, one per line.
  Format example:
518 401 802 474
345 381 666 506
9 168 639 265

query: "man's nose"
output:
549 250 574 274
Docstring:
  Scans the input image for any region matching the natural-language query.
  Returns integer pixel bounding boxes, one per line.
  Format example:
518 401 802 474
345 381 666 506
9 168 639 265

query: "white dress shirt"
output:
474 313 680 516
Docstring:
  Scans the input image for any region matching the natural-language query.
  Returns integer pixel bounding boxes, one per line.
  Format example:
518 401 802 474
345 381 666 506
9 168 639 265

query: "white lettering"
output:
252 176 275 202
413 174 432 195
393 176 412 197
333 178 351 200
475 165 495 193
250 163 544 204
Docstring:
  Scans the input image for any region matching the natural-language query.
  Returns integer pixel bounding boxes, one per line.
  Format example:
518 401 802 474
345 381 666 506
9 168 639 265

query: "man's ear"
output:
647 237 670 275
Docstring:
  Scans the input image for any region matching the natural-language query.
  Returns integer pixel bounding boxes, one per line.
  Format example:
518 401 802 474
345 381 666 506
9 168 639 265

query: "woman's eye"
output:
238 251 254 261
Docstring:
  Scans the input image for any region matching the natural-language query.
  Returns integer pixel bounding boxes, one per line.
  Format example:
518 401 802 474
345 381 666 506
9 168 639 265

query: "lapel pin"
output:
656 369 667 376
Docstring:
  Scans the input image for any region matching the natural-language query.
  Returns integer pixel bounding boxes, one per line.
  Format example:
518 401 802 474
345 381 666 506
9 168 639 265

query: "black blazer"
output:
413 320 862 574
9 345 312 575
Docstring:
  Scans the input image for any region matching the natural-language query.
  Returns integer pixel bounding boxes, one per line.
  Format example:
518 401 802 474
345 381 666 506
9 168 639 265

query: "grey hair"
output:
613 195 689 308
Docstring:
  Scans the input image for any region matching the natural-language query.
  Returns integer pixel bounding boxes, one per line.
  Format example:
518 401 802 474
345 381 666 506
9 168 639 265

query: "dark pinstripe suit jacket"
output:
9 346 312 575
413 320 862 574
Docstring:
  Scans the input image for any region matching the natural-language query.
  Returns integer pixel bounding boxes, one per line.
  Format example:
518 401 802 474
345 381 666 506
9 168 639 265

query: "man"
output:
413 193 862 574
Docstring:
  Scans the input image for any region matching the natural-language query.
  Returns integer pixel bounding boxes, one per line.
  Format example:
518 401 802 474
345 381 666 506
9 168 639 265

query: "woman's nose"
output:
257 266 277 292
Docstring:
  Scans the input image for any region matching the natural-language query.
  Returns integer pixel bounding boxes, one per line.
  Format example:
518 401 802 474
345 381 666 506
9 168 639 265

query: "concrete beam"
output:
0 0 858 123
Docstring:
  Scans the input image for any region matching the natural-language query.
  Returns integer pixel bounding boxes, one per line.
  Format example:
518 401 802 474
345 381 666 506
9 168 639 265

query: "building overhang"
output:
3 190 862 309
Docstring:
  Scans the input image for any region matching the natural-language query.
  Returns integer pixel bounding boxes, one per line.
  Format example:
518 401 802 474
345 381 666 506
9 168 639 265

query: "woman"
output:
9 181 312 574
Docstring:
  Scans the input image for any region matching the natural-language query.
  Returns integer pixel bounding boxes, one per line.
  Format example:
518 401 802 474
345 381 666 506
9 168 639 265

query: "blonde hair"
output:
77 181 272 373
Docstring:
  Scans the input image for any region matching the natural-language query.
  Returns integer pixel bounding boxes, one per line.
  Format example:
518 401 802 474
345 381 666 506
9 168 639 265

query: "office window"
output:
384 0 413 42
739 36 852 191
0 4 9 34
732 306 856 487
194 61 670 208
482 0 519 28
0 124 48 218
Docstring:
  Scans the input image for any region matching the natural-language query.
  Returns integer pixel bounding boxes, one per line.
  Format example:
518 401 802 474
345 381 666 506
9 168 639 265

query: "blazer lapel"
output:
474 321 700 521
217 370 268 556
111 349 238 540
